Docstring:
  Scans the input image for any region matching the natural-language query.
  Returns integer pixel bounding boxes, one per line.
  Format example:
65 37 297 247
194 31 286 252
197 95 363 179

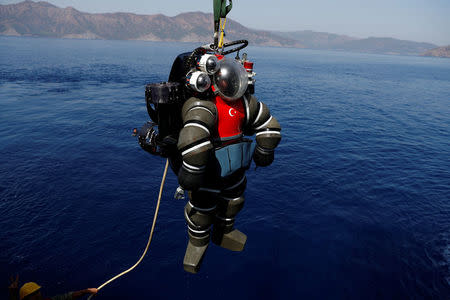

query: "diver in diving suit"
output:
138 1 281 274
176 55 282 273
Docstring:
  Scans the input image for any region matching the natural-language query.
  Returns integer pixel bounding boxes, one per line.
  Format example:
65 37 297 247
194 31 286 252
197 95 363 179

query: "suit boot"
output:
212 217 247 251
183 228 210 274
183 200 215 274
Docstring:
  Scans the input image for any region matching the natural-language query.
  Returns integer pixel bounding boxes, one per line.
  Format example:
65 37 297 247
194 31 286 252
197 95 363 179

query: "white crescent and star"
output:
229 108 237 117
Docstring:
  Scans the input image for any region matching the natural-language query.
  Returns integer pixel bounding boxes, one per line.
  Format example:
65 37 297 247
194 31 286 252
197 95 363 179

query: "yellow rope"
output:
218 18 227 49
88 159 170 299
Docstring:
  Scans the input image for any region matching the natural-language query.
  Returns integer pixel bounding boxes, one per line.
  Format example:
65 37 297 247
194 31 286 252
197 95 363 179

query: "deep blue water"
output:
1 36 449 299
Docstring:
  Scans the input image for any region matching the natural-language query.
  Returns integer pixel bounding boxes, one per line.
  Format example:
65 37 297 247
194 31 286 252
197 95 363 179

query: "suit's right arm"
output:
177 97 217 190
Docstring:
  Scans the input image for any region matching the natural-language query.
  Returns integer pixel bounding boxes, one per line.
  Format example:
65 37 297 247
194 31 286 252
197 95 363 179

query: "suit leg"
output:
183 189 217 273
212 174 247 251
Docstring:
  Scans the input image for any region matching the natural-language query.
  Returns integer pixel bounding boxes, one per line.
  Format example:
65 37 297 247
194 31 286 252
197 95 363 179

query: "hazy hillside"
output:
0 1 303 47
0 1 439 55
332 37 437 56
273 31 437 55
421 45 450 58
273 30 358 48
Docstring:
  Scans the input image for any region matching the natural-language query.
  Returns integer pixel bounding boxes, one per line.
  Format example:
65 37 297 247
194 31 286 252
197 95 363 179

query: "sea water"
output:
1 36 449 299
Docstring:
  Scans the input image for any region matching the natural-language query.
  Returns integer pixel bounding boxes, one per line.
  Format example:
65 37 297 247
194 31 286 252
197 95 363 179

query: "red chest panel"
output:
213 95 245 140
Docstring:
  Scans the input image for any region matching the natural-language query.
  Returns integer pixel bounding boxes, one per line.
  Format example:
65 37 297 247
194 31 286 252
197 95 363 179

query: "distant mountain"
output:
330 37 437 56
273 30 358 48
421 45 450 58
273 31 437 55
0 1 303 47
0 1 438 56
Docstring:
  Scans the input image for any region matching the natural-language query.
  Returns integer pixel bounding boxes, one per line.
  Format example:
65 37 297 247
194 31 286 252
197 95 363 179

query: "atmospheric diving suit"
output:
175 54 282 273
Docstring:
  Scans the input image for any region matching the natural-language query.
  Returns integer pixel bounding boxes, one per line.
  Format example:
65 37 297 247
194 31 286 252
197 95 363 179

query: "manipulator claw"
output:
174 186 185 200
135 122 160 156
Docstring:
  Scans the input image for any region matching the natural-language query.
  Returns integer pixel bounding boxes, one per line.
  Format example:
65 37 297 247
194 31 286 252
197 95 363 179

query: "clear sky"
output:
2 0 450 45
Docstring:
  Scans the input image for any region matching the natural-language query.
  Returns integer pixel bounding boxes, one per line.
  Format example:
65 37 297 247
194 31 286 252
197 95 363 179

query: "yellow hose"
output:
88 159 169 299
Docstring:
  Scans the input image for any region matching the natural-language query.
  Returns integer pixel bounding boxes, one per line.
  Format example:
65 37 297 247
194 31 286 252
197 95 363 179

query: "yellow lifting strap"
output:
218 18 227 49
